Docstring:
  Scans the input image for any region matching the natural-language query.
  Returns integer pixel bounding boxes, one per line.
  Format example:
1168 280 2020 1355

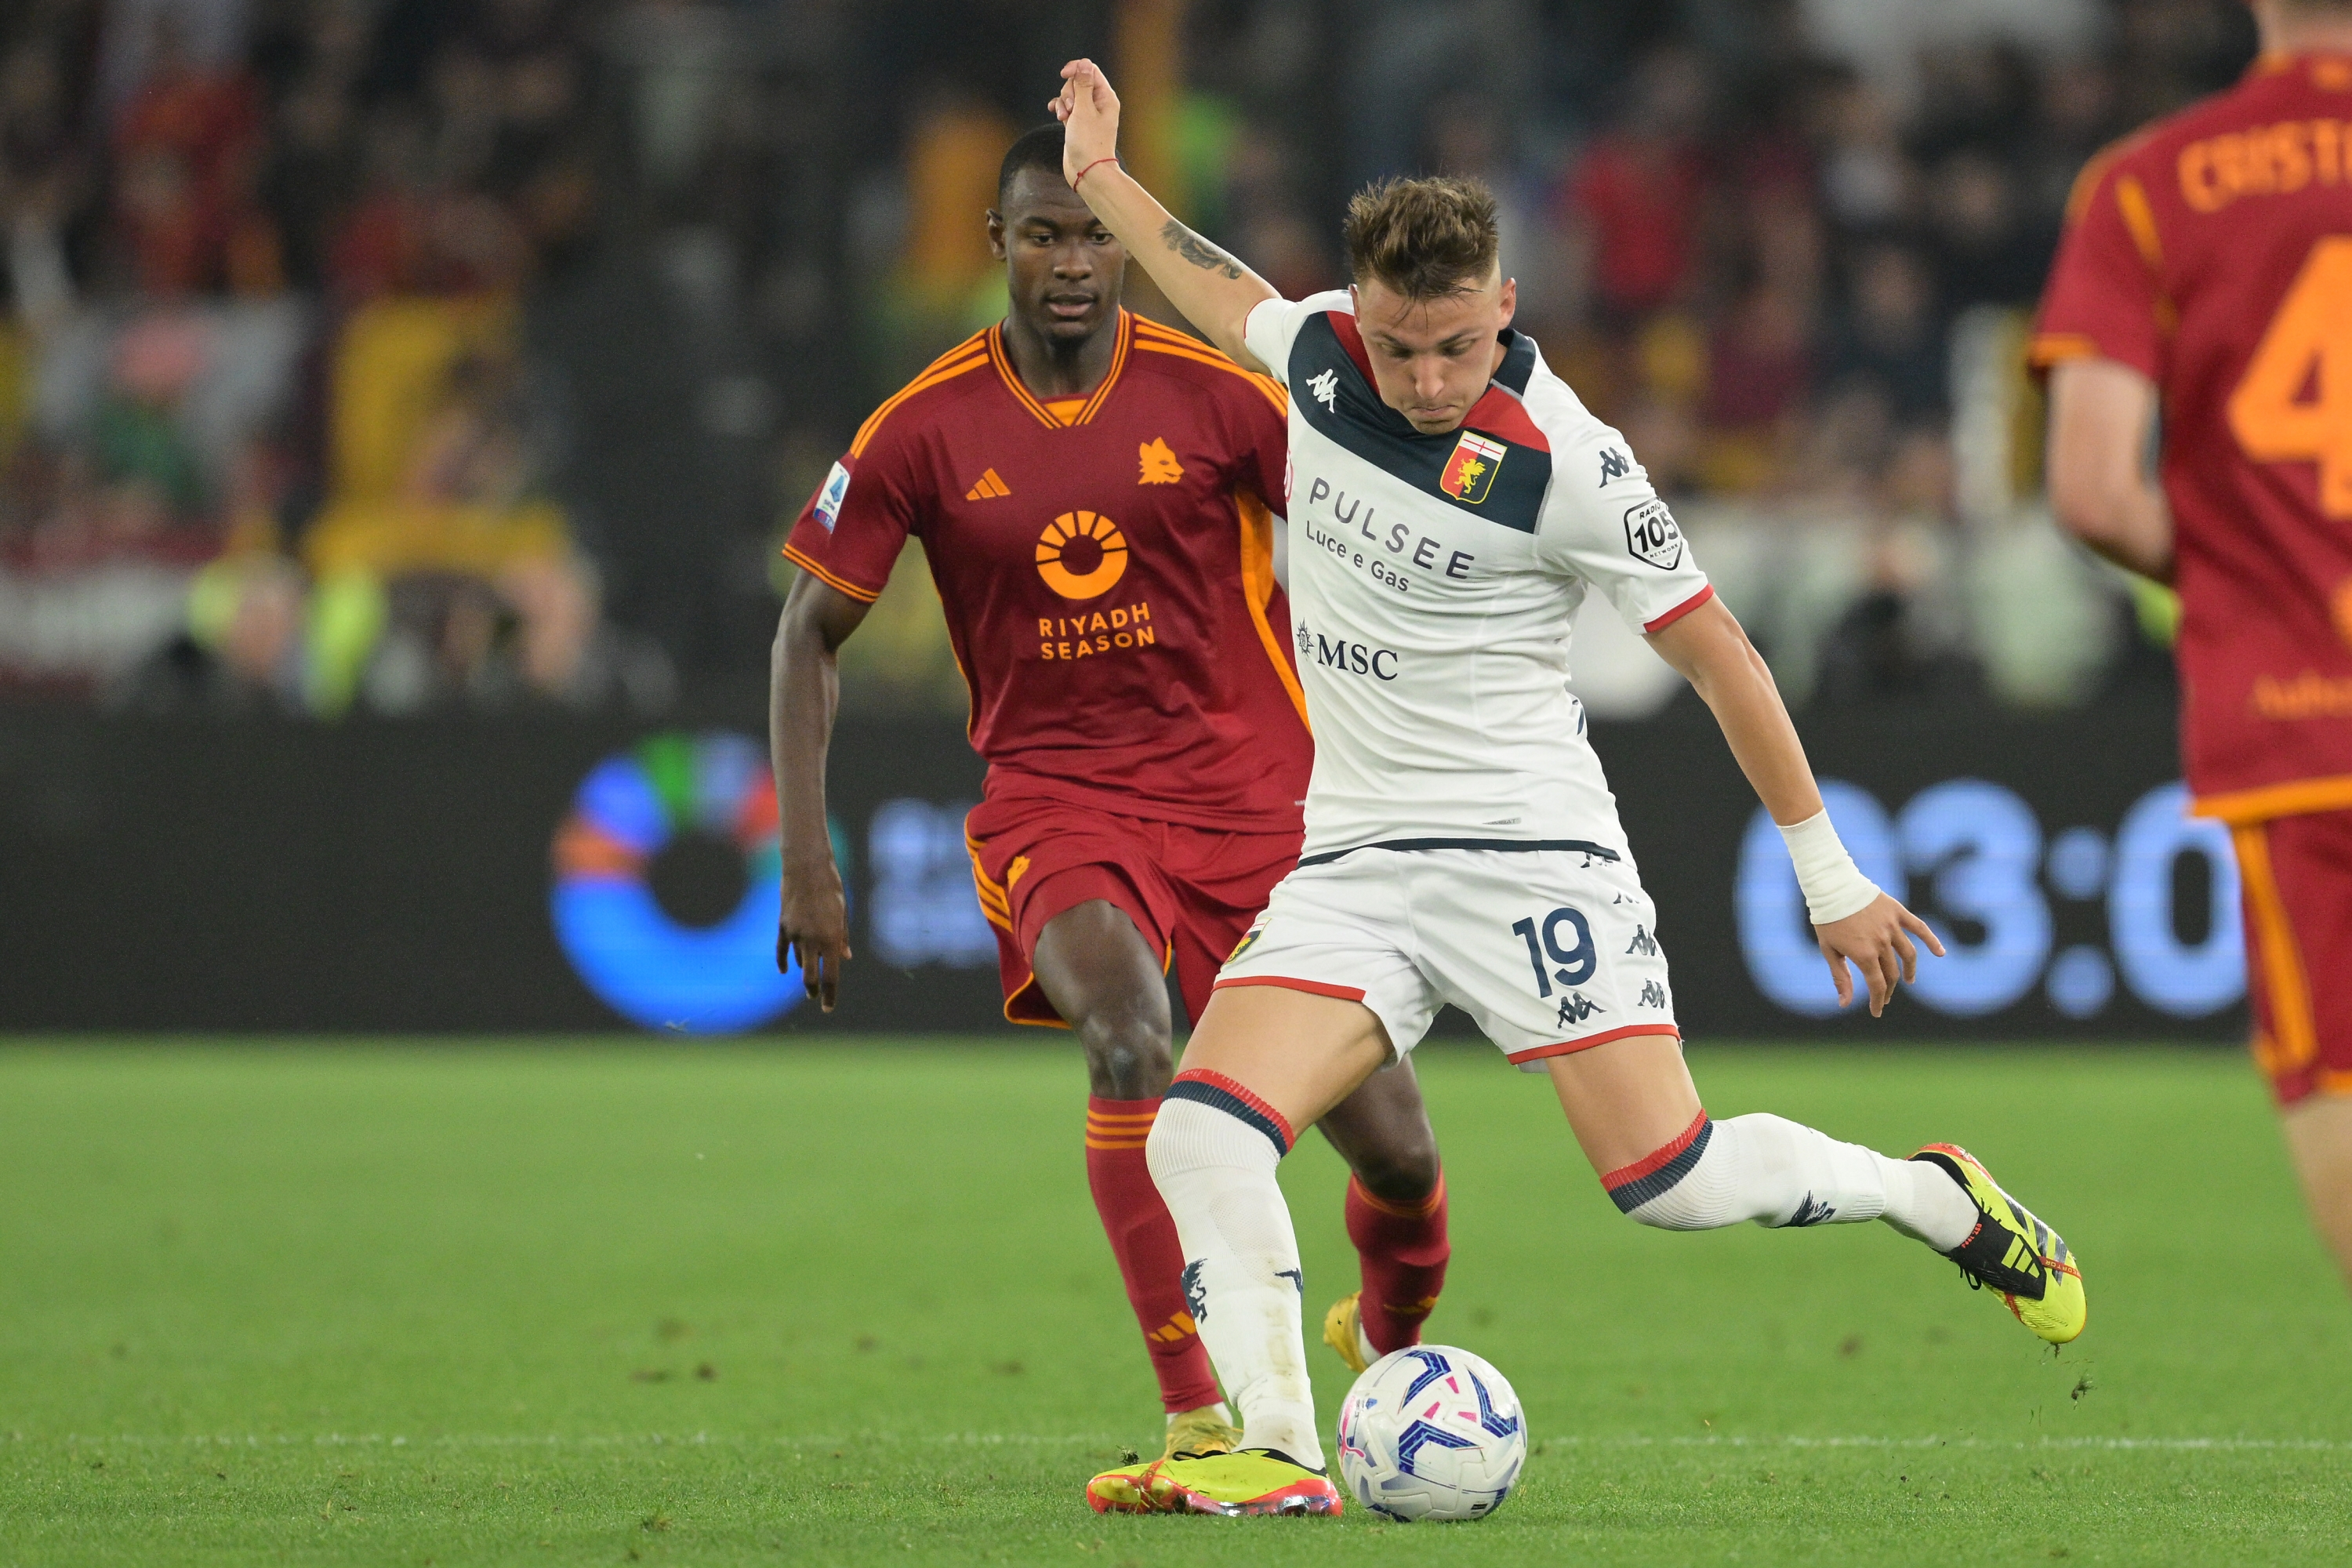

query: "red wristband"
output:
1073 156 1120 188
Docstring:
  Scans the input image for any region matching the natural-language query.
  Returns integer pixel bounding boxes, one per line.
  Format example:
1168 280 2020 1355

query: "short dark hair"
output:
996 124 1069 205
1342 176 1501 301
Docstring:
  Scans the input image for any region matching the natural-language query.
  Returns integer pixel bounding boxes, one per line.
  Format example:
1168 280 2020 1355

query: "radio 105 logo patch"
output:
1623 499 1683 570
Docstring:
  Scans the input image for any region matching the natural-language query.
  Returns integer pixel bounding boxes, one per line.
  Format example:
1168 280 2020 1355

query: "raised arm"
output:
1049 59 1279 368
1645 595 1945 1015
770 572 873 1009
2045 356 2173 583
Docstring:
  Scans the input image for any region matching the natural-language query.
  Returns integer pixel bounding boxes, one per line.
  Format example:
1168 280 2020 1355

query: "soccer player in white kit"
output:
1048 61 2089 1518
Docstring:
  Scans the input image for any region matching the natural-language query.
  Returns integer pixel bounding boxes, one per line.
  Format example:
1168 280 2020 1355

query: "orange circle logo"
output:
1036 510 1129 599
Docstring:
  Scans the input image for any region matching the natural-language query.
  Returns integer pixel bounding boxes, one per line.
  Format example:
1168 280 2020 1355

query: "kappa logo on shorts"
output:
1639 979 1668 1009
1555 992 1606 1027
1624 499 1684 570
1626 924 1658 956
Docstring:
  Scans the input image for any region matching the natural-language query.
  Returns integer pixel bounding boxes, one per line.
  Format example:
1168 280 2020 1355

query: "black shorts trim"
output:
1295 837 1621 869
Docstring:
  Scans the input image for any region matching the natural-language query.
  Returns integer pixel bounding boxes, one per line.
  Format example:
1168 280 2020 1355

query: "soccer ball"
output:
1334 1345 1526 1521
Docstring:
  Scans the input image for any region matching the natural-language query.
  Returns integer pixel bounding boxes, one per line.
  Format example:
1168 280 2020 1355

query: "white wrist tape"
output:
1777 809 1879 927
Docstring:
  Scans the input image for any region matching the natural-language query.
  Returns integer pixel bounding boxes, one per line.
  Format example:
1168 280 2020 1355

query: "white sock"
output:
1146 1078 1323 1469
1881 1153 1978 1251
1167 1401 1235 1428
1606 1112 1974 1250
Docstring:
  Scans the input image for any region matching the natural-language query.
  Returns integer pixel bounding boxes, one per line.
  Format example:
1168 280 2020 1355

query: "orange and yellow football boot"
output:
1086 1448 1342 1516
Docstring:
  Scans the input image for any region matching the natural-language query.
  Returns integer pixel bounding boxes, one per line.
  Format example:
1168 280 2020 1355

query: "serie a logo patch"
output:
1440 432 1507 504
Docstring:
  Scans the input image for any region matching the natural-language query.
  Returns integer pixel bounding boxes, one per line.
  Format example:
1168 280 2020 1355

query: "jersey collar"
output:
986 309 1134 431
2252 49 2352 87
1328 312 1543 442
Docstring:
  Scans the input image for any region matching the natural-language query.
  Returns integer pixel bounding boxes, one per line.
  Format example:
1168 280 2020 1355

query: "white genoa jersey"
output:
1242 290 1714 862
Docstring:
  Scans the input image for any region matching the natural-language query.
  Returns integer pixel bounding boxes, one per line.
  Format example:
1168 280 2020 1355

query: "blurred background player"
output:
2036 0 2352 1287
768 126 1452 1457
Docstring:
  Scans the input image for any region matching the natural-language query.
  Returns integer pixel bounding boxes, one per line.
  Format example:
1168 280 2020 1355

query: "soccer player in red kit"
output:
769 127 1453 1454
2036 0 2352 1287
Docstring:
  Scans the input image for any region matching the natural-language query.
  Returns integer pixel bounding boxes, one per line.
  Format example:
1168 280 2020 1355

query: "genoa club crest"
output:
1439 432 1507 504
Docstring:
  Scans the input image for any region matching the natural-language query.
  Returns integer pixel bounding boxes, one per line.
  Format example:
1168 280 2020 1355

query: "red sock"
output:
1346 1170 1451 1357
1085 1096 1221 1413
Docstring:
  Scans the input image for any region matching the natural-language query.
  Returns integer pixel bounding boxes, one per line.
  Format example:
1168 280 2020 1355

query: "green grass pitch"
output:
5 1040 2351 1566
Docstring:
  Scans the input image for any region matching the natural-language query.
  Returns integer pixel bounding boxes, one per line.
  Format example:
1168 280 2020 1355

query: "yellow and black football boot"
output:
1912 1143 2085 1345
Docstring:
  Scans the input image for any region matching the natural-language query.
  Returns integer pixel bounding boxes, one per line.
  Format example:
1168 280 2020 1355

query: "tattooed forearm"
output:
1160 219 1244 279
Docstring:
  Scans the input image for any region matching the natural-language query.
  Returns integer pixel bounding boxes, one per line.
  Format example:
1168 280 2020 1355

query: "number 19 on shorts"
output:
1512 907 1596 997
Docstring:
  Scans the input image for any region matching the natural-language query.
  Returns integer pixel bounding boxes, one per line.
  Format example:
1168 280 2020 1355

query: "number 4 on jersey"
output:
2227 235 2352 518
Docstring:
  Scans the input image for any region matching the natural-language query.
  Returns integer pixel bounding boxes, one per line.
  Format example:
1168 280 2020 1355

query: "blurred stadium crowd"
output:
0 0 2258 716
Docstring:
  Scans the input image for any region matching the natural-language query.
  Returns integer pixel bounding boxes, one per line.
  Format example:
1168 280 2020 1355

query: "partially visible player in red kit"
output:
769 127 1452 1453
2036 0 2352 1287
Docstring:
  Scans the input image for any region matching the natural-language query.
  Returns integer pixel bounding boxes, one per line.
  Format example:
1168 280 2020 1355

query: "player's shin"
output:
1083 1095 1222 1414
1603 1112 1970 1246
1146 1073 1324 1469
1345 1172 1450 1356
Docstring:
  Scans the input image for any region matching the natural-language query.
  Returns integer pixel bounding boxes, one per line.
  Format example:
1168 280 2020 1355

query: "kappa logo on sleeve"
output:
812 460 851 531
1306 368 1339 412
1623 499 1684 570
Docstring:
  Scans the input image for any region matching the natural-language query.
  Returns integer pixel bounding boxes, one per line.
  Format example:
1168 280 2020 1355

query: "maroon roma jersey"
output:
784 310 1310 831
2033 51 2352 823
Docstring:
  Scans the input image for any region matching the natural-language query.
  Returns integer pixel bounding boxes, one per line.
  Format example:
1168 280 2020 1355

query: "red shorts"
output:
964 794 1301 1028
2234 809 2352 1105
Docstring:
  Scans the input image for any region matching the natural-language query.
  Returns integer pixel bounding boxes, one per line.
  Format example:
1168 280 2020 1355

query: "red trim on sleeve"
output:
1642 583 1715 634
781 543 884 604
1212 975 1368 1003
1504 1023 1682 1066
1595 1105 1708 1188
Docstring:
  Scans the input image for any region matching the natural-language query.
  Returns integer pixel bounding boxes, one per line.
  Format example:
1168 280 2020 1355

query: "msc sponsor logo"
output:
1624 499 1683 571
1036 510 1129 598
1298 621 1399 681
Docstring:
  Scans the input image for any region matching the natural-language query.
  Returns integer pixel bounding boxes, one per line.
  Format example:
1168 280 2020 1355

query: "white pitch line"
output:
9 1432 2350 1453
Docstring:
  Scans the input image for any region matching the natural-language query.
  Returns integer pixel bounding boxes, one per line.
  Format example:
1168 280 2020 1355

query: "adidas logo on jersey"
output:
964 468 1011 500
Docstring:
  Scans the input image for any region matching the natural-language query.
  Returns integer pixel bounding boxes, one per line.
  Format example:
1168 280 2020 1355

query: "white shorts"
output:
1214 843 1679 1067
